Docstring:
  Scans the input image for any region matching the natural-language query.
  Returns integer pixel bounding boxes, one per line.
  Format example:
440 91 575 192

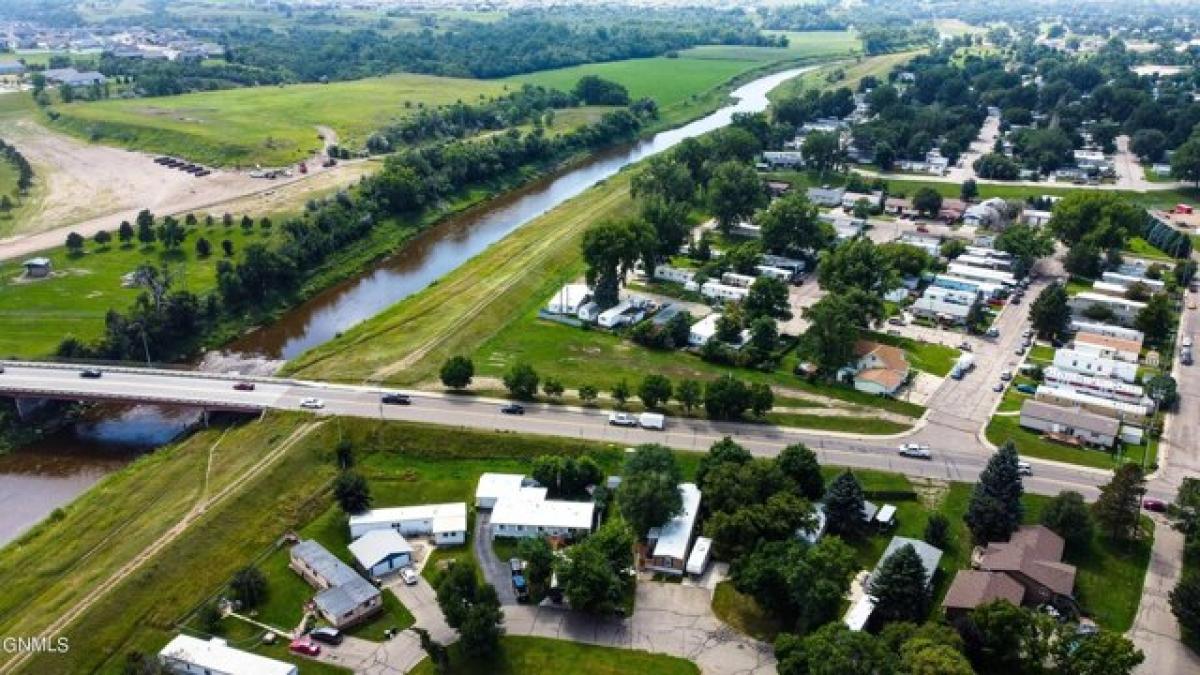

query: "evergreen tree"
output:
965 442 1024 544
824 470 867 537
1029 283 1072 341
229 566 268 609
1040 491 1094 551
924 513 950 549
333 471 372 515
440 355 474 389
1093 464 1146 541
869 544 930 624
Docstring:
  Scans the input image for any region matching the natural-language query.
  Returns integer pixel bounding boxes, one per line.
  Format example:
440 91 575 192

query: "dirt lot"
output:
0 117 376 261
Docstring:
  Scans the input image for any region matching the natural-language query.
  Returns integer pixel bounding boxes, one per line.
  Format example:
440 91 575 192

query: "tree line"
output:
0 137 33 213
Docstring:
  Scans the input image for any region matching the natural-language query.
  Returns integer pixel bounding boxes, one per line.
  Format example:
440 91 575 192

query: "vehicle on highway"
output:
299 397 325 409
898 443 932 459
1142 498 1167 513
80 369 102 379
381 393 412 405
1022 328 1033 339
638 412 665 430
309 627 343 646
500 404 525 415
233 381 255 391
289 638 321 656
1017 461 1032 476
400 567 418 585
609 412 637 426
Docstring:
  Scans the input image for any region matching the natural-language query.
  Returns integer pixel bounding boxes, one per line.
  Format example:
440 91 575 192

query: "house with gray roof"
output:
1018 400 1119 448
289 539 382 628
806 186 845 207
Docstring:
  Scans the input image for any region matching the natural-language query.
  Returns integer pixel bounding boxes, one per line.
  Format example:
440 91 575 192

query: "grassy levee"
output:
284 169 637 383
411 636 699 675
0 413 325 673
47 73 508 167
768 50 923 103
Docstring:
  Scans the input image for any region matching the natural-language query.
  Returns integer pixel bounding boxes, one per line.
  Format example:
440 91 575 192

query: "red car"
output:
1142 498 1167 513
233 382 256 391
289 638 321 656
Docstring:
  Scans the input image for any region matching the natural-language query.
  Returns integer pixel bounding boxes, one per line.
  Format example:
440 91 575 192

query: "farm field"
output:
49 73 509 167
508 31 861 127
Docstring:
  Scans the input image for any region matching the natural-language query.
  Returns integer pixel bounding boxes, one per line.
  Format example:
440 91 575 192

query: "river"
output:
0 65 815 545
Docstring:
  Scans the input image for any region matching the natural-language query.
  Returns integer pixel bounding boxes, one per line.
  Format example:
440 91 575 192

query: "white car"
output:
898 443 932 459
1017 461 1032 476
400 567 419 585
608 412 637 427
300 397 325 409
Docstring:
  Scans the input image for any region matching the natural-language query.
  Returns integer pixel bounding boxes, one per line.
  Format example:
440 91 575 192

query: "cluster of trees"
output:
96 54 290 97
531 454 603 500
851 47 995 165
436 561 505 658
1050 192 1142 278
222 7 778 82
0 138 33 212
1169 478 1200 643
556 517 635 614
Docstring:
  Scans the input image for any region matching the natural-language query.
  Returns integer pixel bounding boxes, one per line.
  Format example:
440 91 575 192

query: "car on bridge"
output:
381 393 412 405
80 369 102 379
233 381 255 391
898 443 932 459
299 397 324 409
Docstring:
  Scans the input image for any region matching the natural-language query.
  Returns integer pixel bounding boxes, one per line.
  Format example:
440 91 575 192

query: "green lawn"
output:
864 330 960 377
509 32 860 127
985 414 1153 470
1123 236 1178 262
49 73 508 166
765 412 912 434
411 636 698 675
1028 344 1055 363
0 223 277 357
712 581 782 641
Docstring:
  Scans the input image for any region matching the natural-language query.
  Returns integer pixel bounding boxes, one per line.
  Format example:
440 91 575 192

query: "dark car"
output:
309 627 343 646
500 404 525 415
381 393 412 405
1143 498 1167 513
80 369 102 379
233 381 255 391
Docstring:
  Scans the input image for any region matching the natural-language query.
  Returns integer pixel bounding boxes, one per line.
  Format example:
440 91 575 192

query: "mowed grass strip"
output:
411 636 699 675
50 73 508 166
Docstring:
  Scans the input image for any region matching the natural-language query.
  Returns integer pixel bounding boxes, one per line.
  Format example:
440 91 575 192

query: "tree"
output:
1029 283 1072 341
611 379 630 407
1171 136 1200 186
744 277 793 321
775 623 891 675
335 439 354 469
869 544 930 624
964 601 1054 673
412 627 450 674
118 220 134 245
158 217 185 250
558 519 633 615
964 442 1024 544
757 192 831 257
778 443 824 501
924 513 951 549
436 355 473 390
941 238 967 259
749 382 773 417
637 374 672 409
435 562 504 657
875 141 895 171
1135 293 1174 346
503 363 539 400
517 537 555 590
229 566 268 609
824 470 866 537
573 75 630 105
1130 129 1167 162
1093 463 1146 541
709 161 765 232
676 379 701 413
817 237 895 294
880 242 931 277
973 153 1020 180
65 231 85 253
901 640 974 675
136 210 156 245
801 131 842 174
1055 630 1144 675
1040 491 1094 551
221 239 234 256
995 223 1053 278
194 236 212 258
618 444 683 536
703 375 752 420
328 467 371 513
801 294 859 376
960 179 979 202
665 310 692 348
542 377 564 399
1050 192 1141 247
581 218 653 308
1170 572 1200 640
1145 374 1179 410
94 229 112 247
1063 239 1103 279
578 384 598 404
912 187 943 217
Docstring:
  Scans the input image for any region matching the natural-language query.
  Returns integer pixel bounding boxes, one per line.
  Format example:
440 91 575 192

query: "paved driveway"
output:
504 581 776 675
474 510 518 604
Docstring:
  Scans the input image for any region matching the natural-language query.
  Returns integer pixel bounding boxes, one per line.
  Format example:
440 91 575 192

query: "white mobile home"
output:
1070 321 1144 343
349 503 468 545
159 636 297 675
688 313 722 347
1035 386 1152 420
646 483 702 575
491 487 595 540
1052 349 1139 384
957 254 1013 271
475 472 529 509
947 263 1016 287
721 272 757 288
546 283 591 315
1019 400 1119 448
700 281 750 302
1043 367 1150 406
1090 281 1132 298
1068 292 1146 327
1073 332 1142 363
598 300 643 329
686 536 713 576
654 264 696 285
1101 271 1165 292
755 265 794 282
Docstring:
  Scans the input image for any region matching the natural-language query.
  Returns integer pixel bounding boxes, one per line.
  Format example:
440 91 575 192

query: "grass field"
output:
768 50 921 103
985 414 1155 469
411 636 699 675
50 73 509 166
508 31 861 127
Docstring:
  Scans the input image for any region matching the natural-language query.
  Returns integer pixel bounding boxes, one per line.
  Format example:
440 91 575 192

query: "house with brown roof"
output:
849 341 910 396
884 197 918 217
1072 332 1142 364
942 570 1026 621
974 525 1076 605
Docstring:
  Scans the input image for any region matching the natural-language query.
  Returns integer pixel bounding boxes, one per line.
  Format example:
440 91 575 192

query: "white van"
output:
638 413 665 430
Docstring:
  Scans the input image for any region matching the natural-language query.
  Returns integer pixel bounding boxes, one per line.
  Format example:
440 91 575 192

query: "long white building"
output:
1053 348 1139 384
1043 367 1151 407
159 636 296 675
947 262 1016 287
1068 292 1146 327
645 484 702 576
1035 385 1152 420
349 503 468 545
1102 271 1165 292
1071 320 1144 343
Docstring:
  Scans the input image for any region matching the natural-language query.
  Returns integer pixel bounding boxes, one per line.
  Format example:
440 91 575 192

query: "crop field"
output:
49 73 509 167
507 31 861 126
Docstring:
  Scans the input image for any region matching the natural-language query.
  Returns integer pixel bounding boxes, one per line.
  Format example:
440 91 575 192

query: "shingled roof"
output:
942 570 1026 611
977 525 1076 596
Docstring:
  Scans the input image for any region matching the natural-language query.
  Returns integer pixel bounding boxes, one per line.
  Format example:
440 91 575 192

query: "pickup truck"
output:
898 443 932 459
609 412 637 427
